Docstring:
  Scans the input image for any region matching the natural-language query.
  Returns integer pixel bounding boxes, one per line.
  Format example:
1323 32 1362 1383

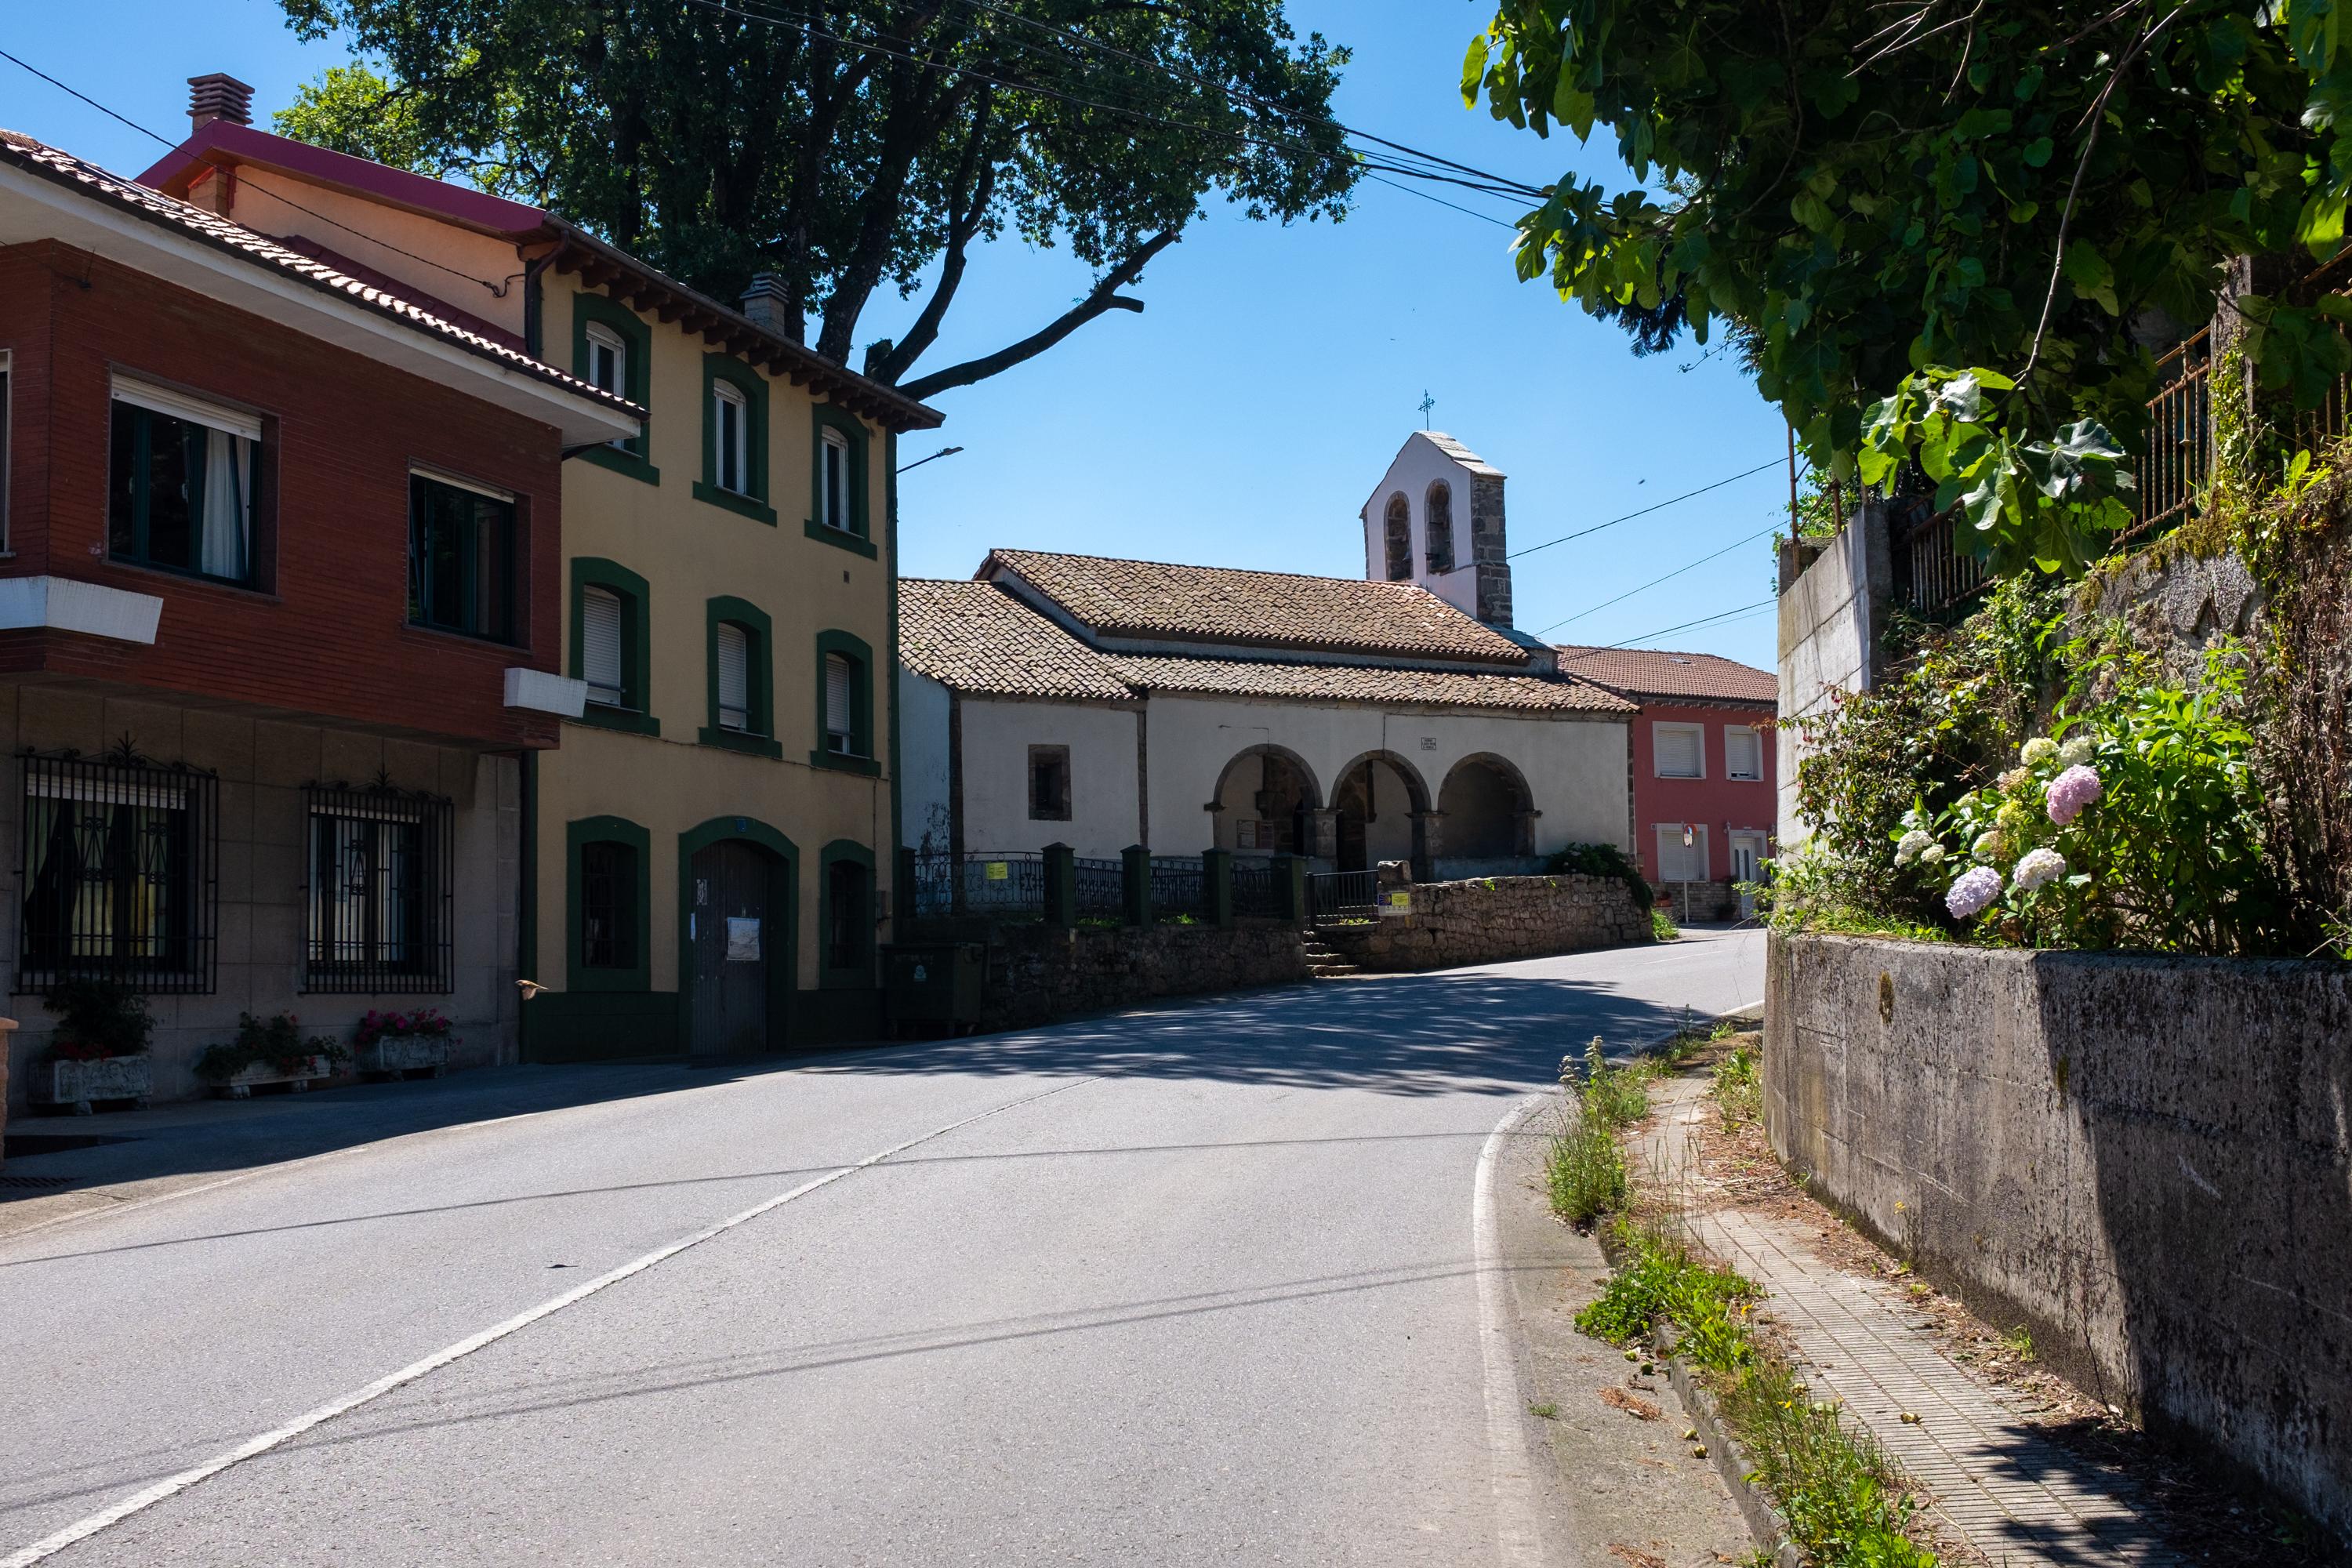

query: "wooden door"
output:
689 840 771 1056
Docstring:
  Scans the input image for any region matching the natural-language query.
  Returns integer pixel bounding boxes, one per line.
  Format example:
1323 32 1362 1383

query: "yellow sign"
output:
985 861 1009 881
1379 889 1413 918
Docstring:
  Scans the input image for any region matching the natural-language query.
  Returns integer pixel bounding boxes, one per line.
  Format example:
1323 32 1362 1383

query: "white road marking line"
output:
0 1075 1094 1568
1472 1091 1551 1568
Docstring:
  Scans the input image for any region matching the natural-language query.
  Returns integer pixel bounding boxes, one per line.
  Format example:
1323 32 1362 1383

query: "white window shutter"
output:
1655 724 1703 779
717 622 750 730
583 588 625 706
1726 726 1762 780
826 653 853 750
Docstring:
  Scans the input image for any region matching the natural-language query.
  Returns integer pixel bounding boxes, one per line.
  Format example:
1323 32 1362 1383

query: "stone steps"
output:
1301 935 1362 978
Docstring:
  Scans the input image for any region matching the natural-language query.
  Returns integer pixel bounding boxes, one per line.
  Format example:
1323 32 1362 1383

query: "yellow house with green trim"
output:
136 112 944 1058
531 250 941 1057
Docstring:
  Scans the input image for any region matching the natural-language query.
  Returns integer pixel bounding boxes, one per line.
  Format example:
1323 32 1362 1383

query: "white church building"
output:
898 434 1637 877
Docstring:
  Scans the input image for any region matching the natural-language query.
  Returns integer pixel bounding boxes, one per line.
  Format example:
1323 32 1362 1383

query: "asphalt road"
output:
0 927 1763 1567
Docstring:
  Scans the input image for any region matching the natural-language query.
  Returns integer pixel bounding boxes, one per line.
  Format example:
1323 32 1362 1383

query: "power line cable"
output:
0 48 511 295
1595 599 1777 650
1508 458 1784 559
1534 524 1781 637
1362 172 1520 230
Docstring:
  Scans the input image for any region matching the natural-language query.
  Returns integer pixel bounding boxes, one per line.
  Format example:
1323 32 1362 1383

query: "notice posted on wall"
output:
725 916 762 962
1378 891 1413 919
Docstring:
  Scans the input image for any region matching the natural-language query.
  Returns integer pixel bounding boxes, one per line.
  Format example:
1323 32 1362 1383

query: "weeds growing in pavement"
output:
1576 1036 1655 1129
1651 906 1682 942
1546 1099 1628 1227
1712 1043 1762 1130
2001 1324 2036 1363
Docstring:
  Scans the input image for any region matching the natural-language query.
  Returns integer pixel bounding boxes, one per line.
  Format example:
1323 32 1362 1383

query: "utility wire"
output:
0 48 511 296
1508 458 1784 559
1362 172 1521 230
1592 598 1777 651
1535 524 1781 637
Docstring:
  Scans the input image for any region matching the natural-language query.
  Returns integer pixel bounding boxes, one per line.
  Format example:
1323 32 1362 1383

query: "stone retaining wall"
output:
1764 931 2352 1544
977 921 1308 1033
1319 873 1650 972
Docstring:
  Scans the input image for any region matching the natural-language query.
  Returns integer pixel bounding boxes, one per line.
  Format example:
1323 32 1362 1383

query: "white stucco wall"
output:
899 670 954 854
1358 434 1483 619
1143 695 1628 858
1776 510 1889 844
956 697 1142 858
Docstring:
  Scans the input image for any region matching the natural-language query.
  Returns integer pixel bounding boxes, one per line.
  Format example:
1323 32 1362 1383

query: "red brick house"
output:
1552 645 1779 921
0 129 638 1105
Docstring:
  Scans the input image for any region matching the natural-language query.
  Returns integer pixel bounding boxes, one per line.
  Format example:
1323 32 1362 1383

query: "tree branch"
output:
897 228 1181 400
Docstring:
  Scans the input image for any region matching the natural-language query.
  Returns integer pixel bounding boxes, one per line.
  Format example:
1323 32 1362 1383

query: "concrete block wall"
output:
1764 931 2352 1544
1775 507 1891 845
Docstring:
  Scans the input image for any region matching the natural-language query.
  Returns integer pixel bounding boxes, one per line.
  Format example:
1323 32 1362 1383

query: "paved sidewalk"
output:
1642 1079 2176 1567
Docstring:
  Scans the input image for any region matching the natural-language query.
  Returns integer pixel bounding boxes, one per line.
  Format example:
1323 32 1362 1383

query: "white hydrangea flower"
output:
2021 736 2058 766
2013 847 2067 891
2059 735 2095 768
1972 829 2007 864
1895 829 1935 866
1998 767 2030 793
1919 844 1947 866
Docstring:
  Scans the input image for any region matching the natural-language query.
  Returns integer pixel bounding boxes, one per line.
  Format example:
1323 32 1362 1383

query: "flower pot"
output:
30 1055 152 1115
209 1054 335 1100
354 1033 449 1080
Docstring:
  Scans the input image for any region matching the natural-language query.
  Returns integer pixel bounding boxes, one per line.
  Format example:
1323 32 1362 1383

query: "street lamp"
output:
896 445 965 474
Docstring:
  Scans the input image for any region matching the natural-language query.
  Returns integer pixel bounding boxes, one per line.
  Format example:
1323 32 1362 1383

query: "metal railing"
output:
303 782 455 994
906 851 1047 921
1074 855 1124 919
2129 330 2212 546
1307 869 1377 926
1889 501 1988 618
1149 855 1203 920
1231 857 1283 919
18 749 220 995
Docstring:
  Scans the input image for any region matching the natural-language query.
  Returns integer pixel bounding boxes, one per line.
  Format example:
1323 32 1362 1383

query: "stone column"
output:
1120 844 1152 927
1202 848 1234 928
1042 843 1076 928
1410 809 1443 882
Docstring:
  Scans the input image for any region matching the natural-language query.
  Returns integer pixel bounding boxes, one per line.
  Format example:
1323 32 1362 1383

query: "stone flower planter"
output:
209 1054 335 1100
29 1055 152 1115
354 1033 448 1080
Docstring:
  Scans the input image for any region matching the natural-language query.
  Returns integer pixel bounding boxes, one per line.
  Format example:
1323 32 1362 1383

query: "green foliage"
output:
277 0 1354 393
1545 1102 1628 1227
1718 1356 1940 1568
41 979 154 1061
193 1013 354 1084
1900 641 2295 953
1465 0 2352 573
1576 1218 1756 1368
1548 840 1653 909
1574 1036 1653 1128
1712 1043 1762 1131
1650 905 1680 942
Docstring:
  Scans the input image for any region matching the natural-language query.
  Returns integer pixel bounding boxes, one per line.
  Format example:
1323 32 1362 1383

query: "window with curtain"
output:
582 586 626 708
1725 725 1764 781
579 839 638 970
826 858 869 973
713 380 750 495
818 426 851 532
1653 723 1705 779
717 622 752 731
408 471 517 643
825 652 855 753
19 752 219 994
107 378 259 585
303 786 452 993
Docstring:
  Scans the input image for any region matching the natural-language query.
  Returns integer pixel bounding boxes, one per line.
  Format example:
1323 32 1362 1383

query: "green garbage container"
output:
881 942 985 1036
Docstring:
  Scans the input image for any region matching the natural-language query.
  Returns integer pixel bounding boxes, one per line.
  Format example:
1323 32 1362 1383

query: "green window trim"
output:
567 815 652 992
571 292 658 478
568 557 659 737
695 354 776 524
806 403 873 550
811 627 879 775
673 816 798 1054
701 595 782 757
817 839 877 989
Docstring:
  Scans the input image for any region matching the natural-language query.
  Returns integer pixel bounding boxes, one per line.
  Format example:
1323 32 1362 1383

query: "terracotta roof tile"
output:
898 580 1134 701
900 581 1634 713
0 129 641 421
984 549 1528 666
1553 644 1778 706
1108 655 1635 713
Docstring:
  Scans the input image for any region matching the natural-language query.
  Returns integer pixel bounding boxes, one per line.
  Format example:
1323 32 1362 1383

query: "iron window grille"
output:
579 838 638 970
303 782 455 994
18 747 219 994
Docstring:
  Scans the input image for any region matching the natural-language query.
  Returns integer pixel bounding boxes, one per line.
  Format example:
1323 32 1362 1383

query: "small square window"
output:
1725 725 1764 782
1653 722 1705 779
1029 746 1072 821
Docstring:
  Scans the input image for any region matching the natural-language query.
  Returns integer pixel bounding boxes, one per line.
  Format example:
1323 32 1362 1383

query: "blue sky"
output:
2 0 1790 667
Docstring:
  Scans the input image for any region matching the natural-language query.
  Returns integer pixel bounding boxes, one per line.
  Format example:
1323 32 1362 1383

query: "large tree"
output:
276 0 1354 397
1466 0 2352 569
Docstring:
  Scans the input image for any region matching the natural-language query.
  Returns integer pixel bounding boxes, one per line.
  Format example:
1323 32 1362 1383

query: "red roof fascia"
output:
137 121 546 239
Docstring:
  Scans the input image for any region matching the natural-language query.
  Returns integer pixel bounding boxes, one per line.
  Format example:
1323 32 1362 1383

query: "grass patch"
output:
1546 1102 1628 1227
1578 1219 1940 1568
1712 1041 1762 1130
1651 906 1682 941
1528 1400 1559 1420
2000 1324 2036 1363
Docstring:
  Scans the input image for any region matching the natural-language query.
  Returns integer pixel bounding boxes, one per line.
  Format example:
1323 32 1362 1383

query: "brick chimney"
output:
187 74 254 132
739 273 793 335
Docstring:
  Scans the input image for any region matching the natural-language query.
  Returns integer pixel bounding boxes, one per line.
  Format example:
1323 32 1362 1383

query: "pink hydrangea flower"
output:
2045 764 2103 826
1947 865 2004 919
